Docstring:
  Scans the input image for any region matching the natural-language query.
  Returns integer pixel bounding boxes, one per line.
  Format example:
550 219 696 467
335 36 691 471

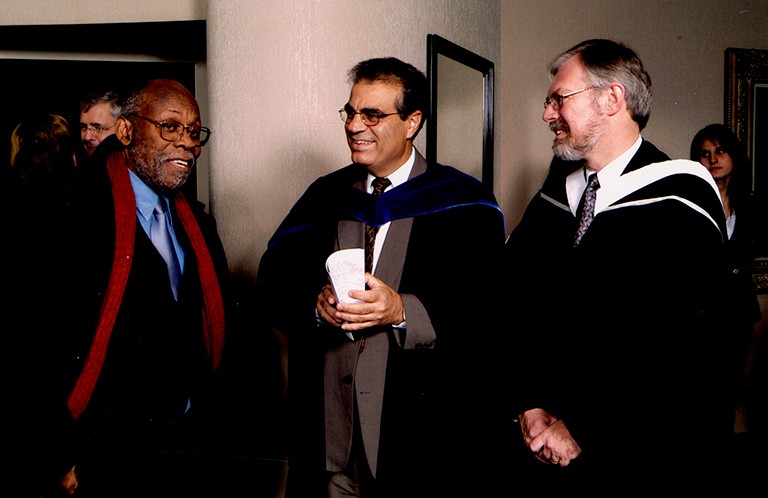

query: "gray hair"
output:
79 89 121 119
549 39 652 130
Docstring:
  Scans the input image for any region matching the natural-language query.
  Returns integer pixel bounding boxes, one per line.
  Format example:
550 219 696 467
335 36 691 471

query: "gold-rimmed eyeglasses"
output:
339 106 400 126
127 114 211 146
544 86 598 110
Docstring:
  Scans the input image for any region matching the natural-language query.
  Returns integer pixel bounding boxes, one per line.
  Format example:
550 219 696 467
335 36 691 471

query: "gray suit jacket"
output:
324 153 433 476
261 147 506 497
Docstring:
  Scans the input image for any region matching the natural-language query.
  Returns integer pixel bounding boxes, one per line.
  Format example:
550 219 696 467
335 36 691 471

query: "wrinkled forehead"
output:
349 80 402 110
143 92 201 122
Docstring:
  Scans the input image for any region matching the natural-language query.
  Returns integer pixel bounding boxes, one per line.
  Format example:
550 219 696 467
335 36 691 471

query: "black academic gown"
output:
259 152 508 497
506 140 736 492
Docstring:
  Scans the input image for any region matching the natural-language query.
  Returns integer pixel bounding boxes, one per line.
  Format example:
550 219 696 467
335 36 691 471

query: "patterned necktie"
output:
573 173 600 247
150 197 182 300
365 177 391 274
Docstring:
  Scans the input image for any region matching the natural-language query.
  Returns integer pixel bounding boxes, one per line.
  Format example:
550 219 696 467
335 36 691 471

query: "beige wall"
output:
2 0 766 275
206 0 500 277
0 0 500 278
0 0 204 23
3 1 767 494
499 0 768 231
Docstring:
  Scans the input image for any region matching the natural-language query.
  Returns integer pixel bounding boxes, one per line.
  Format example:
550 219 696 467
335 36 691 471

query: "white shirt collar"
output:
366 146 415 192
596 135 643 183
567 136 643 214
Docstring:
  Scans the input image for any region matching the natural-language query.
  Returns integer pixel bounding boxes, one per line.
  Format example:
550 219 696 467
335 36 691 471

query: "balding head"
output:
114 79 207 195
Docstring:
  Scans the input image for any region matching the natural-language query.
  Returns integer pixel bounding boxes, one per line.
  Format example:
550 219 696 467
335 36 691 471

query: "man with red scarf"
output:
7 80 234 497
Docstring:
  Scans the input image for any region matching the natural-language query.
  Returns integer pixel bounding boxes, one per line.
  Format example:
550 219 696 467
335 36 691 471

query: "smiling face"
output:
542 55 606 162
344 80 421 177
120 80 202 195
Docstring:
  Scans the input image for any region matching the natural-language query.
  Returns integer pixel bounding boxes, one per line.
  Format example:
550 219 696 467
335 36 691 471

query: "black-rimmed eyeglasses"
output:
127 114 211 146
544 86 598 111
339 106 400 126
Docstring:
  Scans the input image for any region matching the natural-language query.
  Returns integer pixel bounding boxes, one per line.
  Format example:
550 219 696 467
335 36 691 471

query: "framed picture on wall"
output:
725 47 768 292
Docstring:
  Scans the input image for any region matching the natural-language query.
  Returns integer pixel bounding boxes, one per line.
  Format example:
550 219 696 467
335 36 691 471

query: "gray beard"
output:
553 141 586 161
550 101 605 161
552 120 604 162
128 143 191 195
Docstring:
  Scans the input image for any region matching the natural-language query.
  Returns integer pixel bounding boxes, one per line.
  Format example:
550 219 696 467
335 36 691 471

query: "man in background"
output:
78 89 120 157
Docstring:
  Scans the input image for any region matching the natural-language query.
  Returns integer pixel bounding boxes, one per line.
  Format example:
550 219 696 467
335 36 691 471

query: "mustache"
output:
159 152 197 168
549 120 569 134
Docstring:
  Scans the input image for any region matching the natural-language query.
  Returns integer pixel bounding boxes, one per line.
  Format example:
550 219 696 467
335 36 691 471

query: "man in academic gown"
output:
259 57 507 498
506 39 736 493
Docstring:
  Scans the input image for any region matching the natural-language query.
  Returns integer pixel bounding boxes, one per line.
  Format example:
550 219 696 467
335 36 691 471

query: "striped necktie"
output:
365 177 391 274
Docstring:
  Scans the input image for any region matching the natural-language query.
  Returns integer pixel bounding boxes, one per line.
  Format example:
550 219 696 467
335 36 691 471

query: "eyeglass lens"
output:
156 121 210 146
544 87 595 110
160 122 210 144
80 124 114 134
340 108 381 126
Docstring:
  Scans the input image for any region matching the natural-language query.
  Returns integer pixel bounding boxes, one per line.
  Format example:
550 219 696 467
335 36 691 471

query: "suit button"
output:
342 374 353 384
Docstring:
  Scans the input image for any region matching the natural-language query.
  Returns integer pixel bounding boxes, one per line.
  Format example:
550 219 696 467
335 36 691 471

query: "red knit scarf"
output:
66 152 225 420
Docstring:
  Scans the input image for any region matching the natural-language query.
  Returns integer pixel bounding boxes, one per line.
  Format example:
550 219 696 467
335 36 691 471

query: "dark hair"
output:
348 57 428 137
9 113 76 181
690 123 752 213
118 80 152 117
118 79 196 119
550 39 652 130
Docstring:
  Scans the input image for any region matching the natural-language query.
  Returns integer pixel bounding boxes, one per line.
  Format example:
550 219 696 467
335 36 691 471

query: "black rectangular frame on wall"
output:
426 34 494 188
0 21 207 203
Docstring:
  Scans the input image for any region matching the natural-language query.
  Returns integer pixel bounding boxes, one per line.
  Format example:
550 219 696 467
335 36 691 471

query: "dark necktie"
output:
573 173 600 247
365 177 391 274
150 197 182 300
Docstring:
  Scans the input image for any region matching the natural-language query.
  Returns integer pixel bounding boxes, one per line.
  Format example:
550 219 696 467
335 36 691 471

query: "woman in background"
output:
690 123 764 481
9 112 77 181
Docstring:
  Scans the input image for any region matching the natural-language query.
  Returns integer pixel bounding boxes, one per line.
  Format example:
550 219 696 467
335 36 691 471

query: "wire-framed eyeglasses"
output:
80 123 116 134
127 114 211 146
339 106 400 126
544 86 598 110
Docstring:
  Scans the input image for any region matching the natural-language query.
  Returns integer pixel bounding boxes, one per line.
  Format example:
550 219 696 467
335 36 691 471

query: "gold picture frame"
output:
725 47 768 292
725 47 768 193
